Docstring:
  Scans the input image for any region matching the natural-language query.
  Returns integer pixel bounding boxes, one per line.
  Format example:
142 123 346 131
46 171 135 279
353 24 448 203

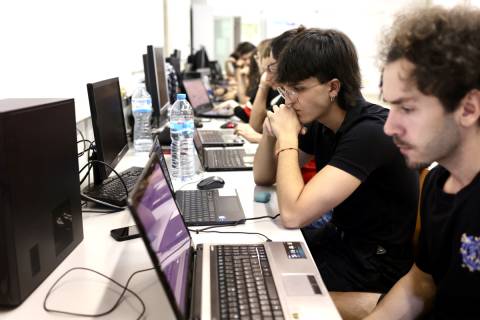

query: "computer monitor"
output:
142 53 152 96
146 45 170 127
86 77 129 184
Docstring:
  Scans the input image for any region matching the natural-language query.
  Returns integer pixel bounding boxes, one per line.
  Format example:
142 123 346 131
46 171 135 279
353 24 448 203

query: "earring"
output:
330 95 336 102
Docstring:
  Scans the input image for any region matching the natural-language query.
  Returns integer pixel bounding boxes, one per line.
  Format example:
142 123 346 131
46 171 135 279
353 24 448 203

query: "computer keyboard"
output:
176 190 217 225
83 166 144 207
199 130 225 144
208 149 245 169
215 245 284 320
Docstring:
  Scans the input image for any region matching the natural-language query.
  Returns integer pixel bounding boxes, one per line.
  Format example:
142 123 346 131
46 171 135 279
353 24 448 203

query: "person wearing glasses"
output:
366 6 480 320
253 28 419 318
248 27 305 134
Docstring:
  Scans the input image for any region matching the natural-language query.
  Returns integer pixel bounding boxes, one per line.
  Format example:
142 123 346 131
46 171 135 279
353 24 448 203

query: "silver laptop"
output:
128 155 341 320
183 78 234 118
194 132 254 171
197 129 244 147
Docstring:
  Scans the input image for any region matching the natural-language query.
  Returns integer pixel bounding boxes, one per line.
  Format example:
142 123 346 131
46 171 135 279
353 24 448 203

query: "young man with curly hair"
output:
367 6 480 319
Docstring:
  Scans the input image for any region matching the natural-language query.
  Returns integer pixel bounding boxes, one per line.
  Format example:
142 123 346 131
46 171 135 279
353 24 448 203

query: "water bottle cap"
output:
176 93 187 100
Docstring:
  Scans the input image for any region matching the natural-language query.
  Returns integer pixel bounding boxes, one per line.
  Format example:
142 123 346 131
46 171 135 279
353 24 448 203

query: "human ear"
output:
459 89 480 127
328 79 341 97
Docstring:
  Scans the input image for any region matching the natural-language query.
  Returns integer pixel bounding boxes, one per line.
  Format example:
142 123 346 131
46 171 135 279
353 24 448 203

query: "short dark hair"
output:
276 28 362 110
271 26 306 59
380 5 480 113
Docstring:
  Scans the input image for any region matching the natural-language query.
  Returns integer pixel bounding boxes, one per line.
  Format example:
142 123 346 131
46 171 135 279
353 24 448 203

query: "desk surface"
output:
0 121 339 319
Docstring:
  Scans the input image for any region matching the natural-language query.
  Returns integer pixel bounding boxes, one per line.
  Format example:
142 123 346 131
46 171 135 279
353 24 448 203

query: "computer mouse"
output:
220 121 237 129
197 176 225 190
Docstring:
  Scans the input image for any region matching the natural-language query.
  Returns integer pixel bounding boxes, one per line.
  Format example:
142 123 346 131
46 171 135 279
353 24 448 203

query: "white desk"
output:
0 123 339 319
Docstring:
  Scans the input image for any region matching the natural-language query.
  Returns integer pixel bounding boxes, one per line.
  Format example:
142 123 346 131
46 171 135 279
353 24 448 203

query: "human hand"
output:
262 117 275 138
234 123 262 143
266 104 302 140
260 72 272 88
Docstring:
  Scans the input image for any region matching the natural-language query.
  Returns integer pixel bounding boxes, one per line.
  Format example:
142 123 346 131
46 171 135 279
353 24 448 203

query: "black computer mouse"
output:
197 176 225 190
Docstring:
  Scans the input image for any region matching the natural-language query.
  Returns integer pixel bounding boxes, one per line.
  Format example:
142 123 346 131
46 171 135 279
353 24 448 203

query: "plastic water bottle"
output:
131 83 153 152
170 93 195 180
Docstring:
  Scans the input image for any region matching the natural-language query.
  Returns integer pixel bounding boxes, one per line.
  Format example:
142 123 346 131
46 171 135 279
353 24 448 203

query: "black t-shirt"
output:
416 166 480 320
298 98 418 249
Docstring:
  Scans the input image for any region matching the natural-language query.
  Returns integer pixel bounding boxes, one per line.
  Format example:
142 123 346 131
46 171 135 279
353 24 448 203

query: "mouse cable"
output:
43 266 155 320
175 174 206 191
193 214 280 232
188 228 272 242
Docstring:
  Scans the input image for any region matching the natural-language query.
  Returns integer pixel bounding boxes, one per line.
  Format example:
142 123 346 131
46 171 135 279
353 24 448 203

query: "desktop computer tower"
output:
0 99 84 306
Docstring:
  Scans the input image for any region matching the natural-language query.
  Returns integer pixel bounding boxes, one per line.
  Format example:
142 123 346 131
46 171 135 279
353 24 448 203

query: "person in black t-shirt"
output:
253 28 419 318
367 6 480 320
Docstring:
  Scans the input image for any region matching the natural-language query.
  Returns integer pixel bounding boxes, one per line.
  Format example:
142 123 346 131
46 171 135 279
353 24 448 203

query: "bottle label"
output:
132 97 152 112
170 120 194 132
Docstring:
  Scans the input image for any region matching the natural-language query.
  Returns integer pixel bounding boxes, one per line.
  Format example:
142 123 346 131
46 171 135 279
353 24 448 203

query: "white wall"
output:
165 0 192 61
0 0 165 121
191 0 430 100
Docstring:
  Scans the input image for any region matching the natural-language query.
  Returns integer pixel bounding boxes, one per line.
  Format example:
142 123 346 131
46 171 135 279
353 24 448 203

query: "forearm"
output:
249 86 270 132
276 140 306 228
366 265 435 320
253 134 277 186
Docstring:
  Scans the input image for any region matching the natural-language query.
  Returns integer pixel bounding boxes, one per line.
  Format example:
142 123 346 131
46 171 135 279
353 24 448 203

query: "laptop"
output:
183 78 234 118
127 154 341 320
151 137 246 226
194 132 254 171
197 129 244 147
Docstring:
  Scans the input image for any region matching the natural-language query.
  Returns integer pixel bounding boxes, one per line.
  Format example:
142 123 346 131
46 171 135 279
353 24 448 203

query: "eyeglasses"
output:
277 83 323 101
266 62 277 73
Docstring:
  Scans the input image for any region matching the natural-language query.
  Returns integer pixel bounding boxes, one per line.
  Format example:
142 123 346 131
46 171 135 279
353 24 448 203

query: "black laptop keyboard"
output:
83 166 143 207
208 149 245 169
177 190 217 224
216 245 284 320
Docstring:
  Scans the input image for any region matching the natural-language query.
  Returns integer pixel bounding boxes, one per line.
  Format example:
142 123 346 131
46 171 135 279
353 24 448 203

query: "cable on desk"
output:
194 214 280 232
77 139 94 158
80 193 125 211
188 228 273 242
175 174 206 191
43 266 155 320
78 160 129 211
76 128 86 151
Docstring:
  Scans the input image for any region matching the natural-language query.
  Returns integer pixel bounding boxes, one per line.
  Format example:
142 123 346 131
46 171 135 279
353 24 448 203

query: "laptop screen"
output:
183 79 210 108
130 155 191 316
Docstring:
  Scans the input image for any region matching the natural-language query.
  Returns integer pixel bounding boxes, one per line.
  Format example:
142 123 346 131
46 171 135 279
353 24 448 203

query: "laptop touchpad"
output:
282 274 322 296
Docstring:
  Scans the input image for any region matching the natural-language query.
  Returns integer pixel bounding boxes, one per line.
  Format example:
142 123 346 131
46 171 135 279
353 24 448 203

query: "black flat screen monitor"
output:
146 45 170 127
86 77 129 184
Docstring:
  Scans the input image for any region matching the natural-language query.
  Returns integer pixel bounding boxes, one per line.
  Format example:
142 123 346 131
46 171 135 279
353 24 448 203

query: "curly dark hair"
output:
380 5 480 113
276 28 362 110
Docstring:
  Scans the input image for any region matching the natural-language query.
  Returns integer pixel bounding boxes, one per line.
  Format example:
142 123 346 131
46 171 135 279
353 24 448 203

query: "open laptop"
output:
183 78 234 118
197 129 244 147
127 154 341 319
194 132 254 171
151 137 246 226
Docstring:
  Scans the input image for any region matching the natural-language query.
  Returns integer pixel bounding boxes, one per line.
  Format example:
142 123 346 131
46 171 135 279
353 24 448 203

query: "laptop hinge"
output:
190 244 203 320
210 245 220 320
